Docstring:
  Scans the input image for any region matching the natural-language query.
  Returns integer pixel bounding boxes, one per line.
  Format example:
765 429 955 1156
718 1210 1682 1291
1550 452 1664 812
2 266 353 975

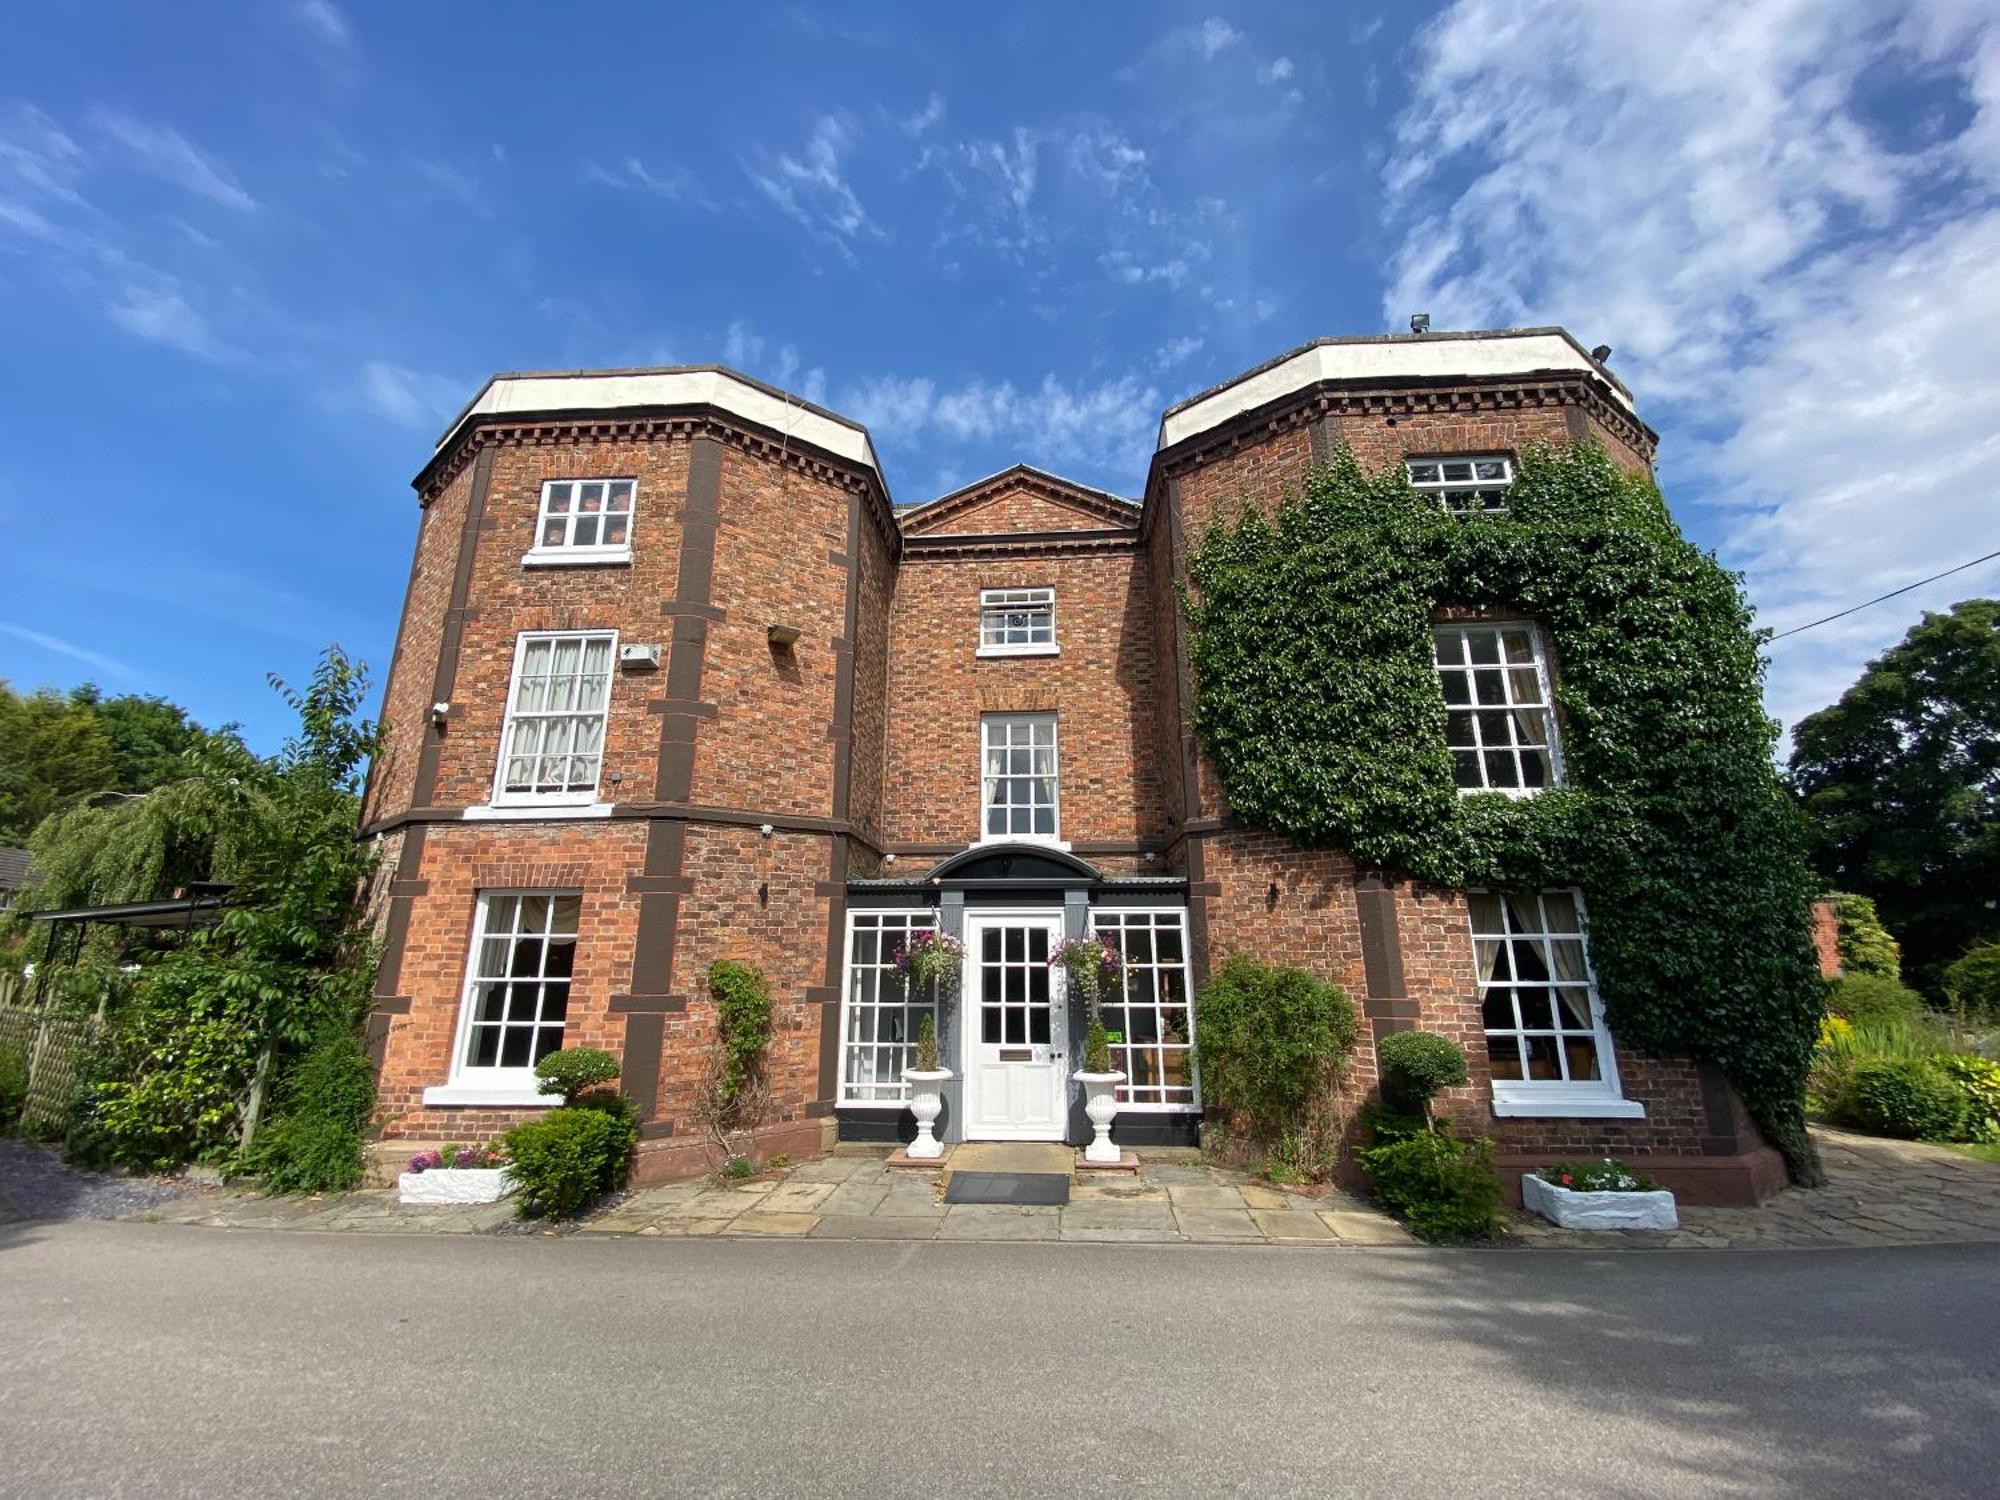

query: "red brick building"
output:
361 328 1786 1204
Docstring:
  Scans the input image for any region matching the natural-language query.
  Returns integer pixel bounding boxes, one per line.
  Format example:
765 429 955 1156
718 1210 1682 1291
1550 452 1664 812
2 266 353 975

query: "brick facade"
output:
362 334 1786 1203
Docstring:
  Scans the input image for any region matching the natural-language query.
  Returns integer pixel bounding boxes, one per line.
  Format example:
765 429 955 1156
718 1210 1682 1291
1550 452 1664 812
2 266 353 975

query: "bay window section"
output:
1471 889 1640 1118
1091 909 1197 1109
839 912 943 1104
425 891 579 1106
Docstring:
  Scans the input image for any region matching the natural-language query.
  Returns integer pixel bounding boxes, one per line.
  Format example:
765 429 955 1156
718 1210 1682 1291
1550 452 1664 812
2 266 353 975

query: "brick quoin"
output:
363 333 1787 1203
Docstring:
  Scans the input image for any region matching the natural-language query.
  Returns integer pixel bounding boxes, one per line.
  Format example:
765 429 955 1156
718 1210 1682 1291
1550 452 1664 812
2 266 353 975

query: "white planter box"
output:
397 1167 516 1205
1522 1171 1678 1231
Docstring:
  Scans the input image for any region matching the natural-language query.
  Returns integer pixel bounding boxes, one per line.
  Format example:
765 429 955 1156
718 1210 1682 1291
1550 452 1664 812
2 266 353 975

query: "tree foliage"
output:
1827 892 1902 982
1185 442 1826 1182
32 648 380 1171
0 680 224 845
1789 600 2000 997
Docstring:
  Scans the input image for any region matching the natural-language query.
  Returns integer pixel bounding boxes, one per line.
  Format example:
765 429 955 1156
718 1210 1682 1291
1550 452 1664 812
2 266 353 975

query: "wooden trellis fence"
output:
0 1005 97 1136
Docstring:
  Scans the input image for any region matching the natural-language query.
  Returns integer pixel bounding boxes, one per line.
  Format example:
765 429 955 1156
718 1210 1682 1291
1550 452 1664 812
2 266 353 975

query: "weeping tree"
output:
20 648 382 1178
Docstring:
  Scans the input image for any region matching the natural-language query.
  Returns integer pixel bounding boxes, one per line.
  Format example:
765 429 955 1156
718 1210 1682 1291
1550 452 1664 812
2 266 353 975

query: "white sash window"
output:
494 631 616 806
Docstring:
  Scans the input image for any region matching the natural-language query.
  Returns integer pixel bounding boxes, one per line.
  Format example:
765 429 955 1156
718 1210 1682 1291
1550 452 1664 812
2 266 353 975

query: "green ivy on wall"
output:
1183 442 1826 1184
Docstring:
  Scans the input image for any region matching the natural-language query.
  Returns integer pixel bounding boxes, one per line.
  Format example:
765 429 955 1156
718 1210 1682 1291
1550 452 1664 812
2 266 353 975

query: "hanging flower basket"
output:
1049 937 1123 1016
893 929 964 994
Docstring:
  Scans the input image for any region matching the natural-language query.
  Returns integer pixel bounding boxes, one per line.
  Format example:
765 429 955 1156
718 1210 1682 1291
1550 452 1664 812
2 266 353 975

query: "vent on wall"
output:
619 644 661 670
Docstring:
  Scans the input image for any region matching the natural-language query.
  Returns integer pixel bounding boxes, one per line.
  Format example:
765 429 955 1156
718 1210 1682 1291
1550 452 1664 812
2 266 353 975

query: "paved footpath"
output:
8 1126 1999 1250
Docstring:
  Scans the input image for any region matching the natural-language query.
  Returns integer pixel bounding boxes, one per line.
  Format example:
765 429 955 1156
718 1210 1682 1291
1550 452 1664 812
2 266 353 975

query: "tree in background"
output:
1828 893 1902 982
0 680 227 845
1790 600 2000 997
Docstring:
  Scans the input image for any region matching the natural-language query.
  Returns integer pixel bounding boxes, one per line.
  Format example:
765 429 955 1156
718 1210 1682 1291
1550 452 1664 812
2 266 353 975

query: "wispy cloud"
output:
898 93 946 137
0 622 136 679
88 109 255 210
294 0 352 50
580 155 707 206
1382 0 2000 731
106 284 223 357
403 155 488 217
745 114 879 257
1153 335 1205 373
357 361 465 429
1195 19 1242 61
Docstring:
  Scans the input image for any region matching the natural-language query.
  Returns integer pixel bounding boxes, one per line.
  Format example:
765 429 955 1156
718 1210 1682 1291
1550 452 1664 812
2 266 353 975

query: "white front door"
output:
963 912 1069 1141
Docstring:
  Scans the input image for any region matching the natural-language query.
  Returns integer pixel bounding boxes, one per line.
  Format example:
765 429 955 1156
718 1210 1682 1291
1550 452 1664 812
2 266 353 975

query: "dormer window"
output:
978 588 1058 657
1407 455 1513 515
524 479 635 566
1433 624 1561 793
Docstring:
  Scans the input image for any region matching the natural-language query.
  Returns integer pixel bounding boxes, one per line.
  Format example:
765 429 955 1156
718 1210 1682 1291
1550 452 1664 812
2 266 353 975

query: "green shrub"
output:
720 1155 755 1180
1829 893 1902 981
1835 1059 1967 1141
1195 954 1359 1141
242 1015 376 1193
1943 944 2000 1027
1937 1055 2000 1143
0 1040 26 1130
1825 973 1930 1030
1083 1013 1112 1074
1807 1014 1954 1112
1356 1127 1502 1243
1376 1030 1469 1117
502 1106 637 1219
534 1046 621 1106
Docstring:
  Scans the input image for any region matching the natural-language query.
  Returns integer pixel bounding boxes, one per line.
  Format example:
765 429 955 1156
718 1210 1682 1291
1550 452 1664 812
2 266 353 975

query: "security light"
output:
1591 344 1613 362
768 623 802 648
1409 313 1431 334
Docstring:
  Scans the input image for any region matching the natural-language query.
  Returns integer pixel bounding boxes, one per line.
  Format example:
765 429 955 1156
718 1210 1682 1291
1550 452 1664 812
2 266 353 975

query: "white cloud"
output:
107 285 219 357
358 361 464 429
1260 56 1296 84
899 93 946 137
746 114 878 256
294 0 351 50
1154 335 1205 373
403 155 486 216
581 155 703 204
0 622 135 679
1381 0 2000 732
0 104 86 217
1196 19 1242 61
88 109 255 210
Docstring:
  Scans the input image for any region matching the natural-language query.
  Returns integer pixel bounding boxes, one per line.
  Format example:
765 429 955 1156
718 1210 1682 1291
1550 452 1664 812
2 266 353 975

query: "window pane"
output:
1474 888 1614 1097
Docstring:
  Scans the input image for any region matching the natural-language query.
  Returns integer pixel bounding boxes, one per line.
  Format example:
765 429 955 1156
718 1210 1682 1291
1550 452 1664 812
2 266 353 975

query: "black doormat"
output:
944 1171 1071 1206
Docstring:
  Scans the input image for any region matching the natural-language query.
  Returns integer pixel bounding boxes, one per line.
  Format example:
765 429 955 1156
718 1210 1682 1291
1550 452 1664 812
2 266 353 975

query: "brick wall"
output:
903 480 1132 536
882 546 1167 851
1811 898 1842 979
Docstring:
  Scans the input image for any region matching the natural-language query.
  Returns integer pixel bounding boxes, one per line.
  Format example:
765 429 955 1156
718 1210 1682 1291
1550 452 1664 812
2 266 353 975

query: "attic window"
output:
1407 455 1514 515
977 588 1058 657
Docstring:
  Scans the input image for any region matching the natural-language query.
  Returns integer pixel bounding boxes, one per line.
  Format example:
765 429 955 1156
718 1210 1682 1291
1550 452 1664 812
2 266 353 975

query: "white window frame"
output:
423 889 580 1108
978 712 1064 846
836 910 945 1106
489 630 618 810
1470 888 1642 1119
522 478 637 567
1433 622 1564 797
1406 453 1515 515
977 587 1059 657
1089 907 1200 1112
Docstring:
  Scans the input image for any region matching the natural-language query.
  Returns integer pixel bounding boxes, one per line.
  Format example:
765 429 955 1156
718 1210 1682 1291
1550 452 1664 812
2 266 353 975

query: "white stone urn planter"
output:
1522 1171 1678 1231
903 1068 953 1159
1073 1070 1127 1164
397 1168 517 1206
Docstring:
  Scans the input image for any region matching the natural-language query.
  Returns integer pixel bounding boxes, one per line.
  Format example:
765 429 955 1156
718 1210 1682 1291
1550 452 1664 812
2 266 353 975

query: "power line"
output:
1768 547 2000 641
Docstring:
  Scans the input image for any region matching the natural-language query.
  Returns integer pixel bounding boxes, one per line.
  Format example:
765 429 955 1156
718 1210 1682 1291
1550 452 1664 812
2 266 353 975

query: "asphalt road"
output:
4 1219 1996 1499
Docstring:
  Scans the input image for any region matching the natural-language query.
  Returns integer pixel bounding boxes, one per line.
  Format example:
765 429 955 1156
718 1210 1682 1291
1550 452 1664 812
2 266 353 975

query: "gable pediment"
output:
899 465 1139 538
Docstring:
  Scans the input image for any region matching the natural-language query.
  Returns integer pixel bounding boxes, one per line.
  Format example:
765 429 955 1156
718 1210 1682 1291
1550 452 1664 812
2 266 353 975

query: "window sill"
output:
422 1083 556 1108
1491 1091 1646 1120
976 645 1060 659
464 802 614 821
521 547 632 568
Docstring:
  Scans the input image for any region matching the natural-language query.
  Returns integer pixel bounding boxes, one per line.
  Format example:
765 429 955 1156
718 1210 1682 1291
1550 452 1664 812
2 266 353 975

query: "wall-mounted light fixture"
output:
430 701 451 724
759 823 774 838
767 623 802 648
1409 312 1431 334
1591 344 1613 363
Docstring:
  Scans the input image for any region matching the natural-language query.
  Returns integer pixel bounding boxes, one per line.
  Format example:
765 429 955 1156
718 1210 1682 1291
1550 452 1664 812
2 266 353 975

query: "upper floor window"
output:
1433 624 1561 794
525 479 635 565
495 631 616 806
1407 455 1513 515
978 588 1058 657
981 713 1060 840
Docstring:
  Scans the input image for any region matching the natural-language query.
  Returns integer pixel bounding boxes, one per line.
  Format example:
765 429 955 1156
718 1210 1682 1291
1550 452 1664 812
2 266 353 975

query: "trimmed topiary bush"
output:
502 1105 637 1220
1375 1030 1469 1118
1355 1127 1501 1243
534 1046 621 1106
1835 1059 1967 1141
1195 953 1359 1144
1824 973 1931 1031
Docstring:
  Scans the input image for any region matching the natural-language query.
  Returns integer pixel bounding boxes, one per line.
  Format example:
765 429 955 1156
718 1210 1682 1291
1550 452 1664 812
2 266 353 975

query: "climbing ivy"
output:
1184 442 1826 1184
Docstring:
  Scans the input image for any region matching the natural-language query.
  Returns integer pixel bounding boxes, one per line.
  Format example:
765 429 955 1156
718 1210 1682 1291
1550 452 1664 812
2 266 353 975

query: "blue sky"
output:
2 1 1996 753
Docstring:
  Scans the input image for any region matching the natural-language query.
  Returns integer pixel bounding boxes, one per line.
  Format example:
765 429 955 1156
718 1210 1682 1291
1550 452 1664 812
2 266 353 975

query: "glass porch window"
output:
1433 624 1561 793
839 912 941 1103
1092 909 1197 1107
